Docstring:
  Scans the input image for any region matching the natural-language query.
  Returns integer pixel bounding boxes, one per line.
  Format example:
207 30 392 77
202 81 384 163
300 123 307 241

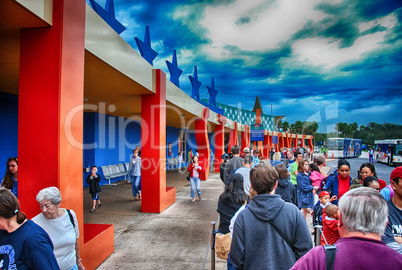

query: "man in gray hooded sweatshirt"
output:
230 163 313 270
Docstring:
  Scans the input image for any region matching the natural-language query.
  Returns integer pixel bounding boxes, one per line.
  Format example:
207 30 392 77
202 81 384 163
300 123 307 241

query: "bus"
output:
327 138 362 158
374 139 402 166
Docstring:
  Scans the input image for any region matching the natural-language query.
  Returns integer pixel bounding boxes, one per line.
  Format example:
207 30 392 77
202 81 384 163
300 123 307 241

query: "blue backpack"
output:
320 170 338 193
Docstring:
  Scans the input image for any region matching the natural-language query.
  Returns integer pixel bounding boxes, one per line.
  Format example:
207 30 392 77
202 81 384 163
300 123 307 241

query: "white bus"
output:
327 138 362 158
374 139 402 166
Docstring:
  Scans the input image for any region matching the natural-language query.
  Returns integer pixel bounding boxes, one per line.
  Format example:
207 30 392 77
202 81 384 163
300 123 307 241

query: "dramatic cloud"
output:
90 0 402 132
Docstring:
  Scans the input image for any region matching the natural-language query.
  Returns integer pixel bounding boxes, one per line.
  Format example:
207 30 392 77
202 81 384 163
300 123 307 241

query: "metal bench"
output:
167 157 179 170
101 166 116 186
101 164 128 186
118 163 128 180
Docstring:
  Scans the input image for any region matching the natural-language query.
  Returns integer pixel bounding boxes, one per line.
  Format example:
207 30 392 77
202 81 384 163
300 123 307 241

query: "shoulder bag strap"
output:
267 220 293 251
66 209 75 228
323 244 337 270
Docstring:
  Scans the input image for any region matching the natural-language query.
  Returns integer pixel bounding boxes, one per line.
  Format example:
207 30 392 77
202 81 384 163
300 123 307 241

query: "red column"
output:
141 69 176 213
241 125 250 151
301 134 307 148
19 1 114 269
277 132 284 151
308 136 314 154
195 108 210 180
293 134 299 149
214 115 226 172
285 133 292 148
228 122 239 151
263 131 271 158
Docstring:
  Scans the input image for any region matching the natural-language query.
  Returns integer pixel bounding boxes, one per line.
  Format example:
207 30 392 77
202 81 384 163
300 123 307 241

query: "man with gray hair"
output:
291 187 402 269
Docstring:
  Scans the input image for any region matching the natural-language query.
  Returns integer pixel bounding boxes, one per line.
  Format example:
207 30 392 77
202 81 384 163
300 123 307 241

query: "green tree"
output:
282 121 289 132
277 120 290 132
303 121 319 135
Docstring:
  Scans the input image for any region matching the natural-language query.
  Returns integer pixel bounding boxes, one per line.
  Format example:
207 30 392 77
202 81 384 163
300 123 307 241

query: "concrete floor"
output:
84 169 316 270
83 170 228 270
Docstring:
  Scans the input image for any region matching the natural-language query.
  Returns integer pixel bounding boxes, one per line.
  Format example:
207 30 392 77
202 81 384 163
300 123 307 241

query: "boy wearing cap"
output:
312 191 337 226
382 166 402 254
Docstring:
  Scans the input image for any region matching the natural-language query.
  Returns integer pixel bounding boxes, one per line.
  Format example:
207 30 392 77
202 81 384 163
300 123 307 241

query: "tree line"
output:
277 120 319 135
278 121 402 147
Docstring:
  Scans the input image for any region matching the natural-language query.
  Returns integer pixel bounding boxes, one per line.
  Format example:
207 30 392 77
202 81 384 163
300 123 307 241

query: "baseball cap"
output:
391 166 402 181
243 147 250 153
319 191 330 198
221 153 229 161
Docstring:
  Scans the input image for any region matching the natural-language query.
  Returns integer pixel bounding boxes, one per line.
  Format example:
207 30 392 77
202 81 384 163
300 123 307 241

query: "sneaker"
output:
90 208 96 212
97 203 102 208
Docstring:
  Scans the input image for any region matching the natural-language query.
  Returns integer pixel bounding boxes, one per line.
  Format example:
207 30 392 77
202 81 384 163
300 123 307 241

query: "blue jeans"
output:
131 176 141 197
190 177 201 198
91 193 99 200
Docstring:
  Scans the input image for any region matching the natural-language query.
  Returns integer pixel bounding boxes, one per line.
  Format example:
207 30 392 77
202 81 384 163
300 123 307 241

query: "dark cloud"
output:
351 0 402 20
235 16 251 25
97 0 402 127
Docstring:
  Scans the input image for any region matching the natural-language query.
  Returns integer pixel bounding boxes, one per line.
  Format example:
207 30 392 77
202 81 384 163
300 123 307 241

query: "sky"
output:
89 0 402 133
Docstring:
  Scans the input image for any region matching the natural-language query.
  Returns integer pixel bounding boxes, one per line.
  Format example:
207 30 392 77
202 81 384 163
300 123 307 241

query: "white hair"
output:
339 187 388 235
36 186 62 205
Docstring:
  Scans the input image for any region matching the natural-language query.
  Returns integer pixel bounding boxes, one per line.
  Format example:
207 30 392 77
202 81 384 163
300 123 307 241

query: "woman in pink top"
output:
188 156 202 203
310 163 323 204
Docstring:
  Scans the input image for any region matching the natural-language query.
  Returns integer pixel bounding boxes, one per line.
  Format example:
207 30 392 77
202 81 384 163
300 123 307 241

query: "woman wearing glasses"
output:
32 187 85 270
1 157 18 197
359 163 386 190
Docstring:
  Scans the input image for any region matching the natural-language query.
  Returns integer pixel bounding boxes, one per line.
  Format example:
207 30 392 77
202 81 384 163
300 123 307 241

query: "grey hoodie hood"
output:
247 194 285 222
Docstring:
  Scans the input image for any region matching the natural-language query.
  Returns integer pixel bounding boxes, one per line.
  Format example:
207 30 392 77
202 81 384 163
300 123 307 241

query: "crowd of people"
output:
2 143 401 269
215 145 402 269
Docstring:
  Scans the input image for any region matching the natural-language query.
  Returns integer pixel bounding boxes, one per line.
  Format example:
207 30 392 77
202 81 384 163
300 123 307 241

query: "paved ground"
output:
84 171 228 270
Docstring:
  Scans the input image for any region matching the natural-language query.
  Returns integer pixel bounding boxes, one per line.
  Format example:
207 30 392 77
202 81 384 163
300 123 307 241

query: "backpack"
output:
226 167 240 185
320 170 337 193
384 184 394 198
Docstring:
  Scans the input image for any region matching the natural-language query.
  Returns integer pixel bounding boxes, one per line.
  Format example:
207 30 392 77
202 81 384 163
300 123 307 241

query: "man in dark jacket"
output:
230 163 313 270
219 153 229 184
223 145 244 184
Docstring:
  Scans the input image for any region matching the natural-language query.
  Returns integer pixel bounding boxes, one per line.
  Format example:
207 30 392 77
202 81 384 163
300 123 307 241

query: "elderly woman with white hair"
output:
291 187 402 269
32 187 85 270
